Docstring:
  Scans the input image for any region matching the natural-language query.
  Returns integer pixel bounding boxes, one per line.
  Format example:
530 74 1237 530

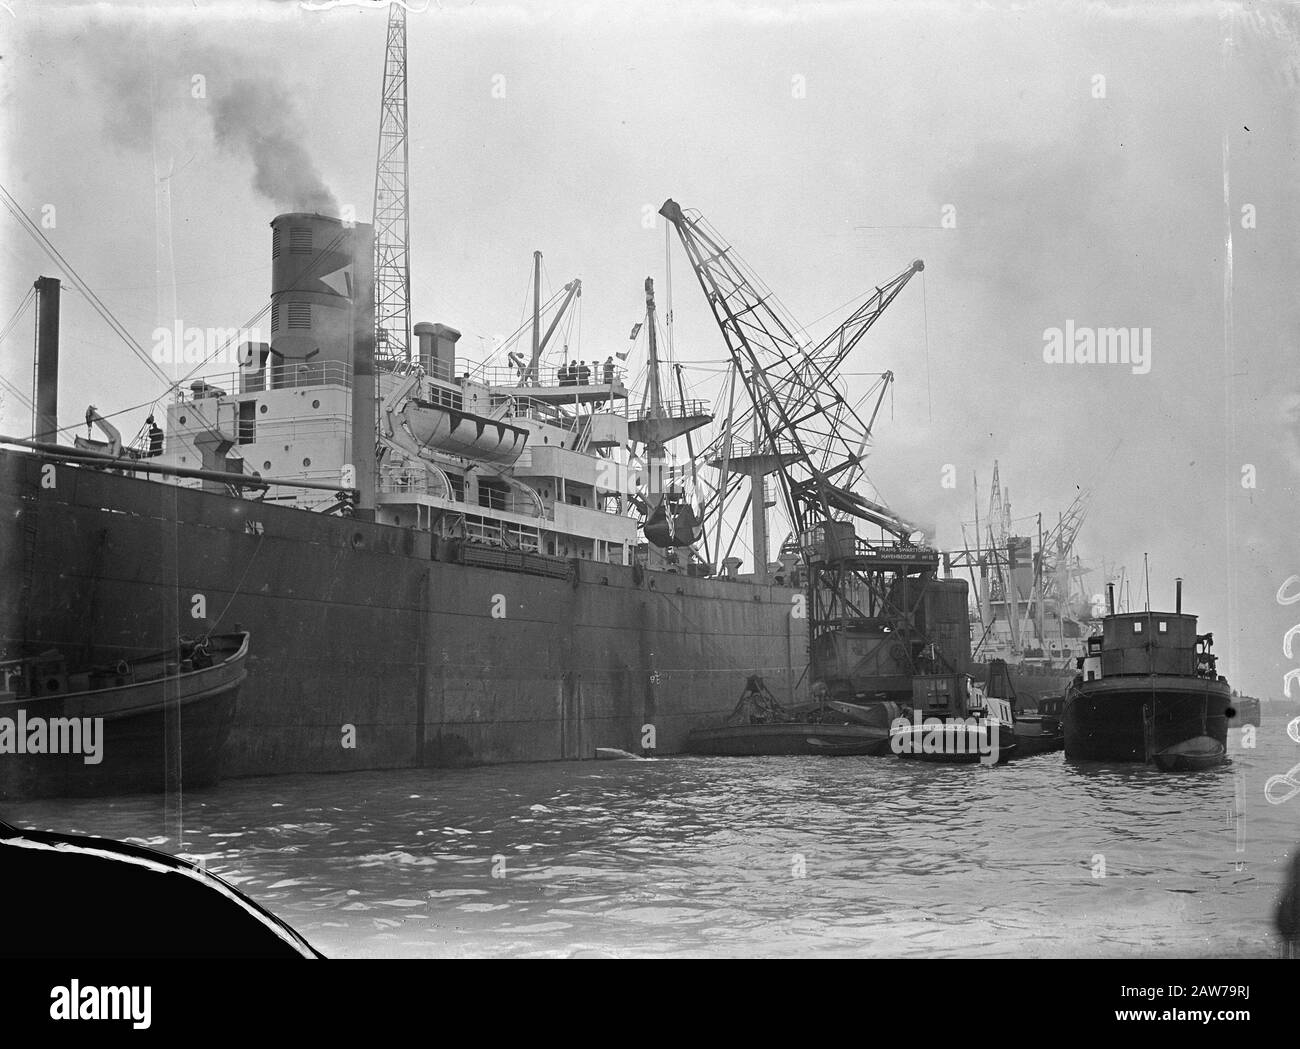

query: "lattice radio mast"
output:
373 4 411 364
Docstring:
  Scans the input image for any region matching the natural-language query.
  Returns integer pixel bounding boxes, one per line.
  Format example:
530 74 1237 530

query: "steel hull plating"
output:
0 451 806 781
1062 675 1231 763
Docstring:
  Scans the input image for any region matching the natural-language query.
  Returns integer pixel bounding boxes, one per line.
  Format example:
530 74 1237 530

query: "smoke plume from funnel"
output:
211 79 338 215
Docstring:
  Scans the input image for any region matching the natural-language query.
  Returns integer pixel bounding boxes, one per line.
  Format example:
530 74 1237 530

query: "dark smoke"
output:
210 79 338 216
70 12 339 217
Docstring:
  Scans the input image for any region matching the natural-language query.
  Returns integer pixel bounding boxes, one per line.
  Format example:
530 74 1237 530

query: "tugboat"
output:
890 670 1017 764
1063 578 1230 767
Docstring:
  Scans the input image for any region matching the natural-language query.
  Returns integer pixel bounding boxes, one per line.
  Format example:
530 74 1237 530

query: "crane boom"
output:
659 198 921 539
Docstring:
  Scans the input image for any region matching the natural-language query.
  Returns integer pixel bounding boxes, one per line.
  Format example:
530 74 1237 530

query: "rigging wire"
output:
0 286 35 344
0 182 172 388
921 269 932 424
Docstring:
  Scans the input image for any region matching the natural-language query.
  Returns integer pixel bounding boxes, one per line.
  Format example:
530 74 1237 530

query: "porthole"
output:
178 415 187 425
303 457 312 467
260 404 268 414
263 461 272 471
312 399 320 409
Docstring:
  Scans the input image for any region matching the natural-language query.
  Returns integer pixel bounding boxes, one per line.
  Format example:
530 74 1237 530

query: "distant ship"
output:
1062 579 1231 766
1226 691 1262 727
951 462 1101 710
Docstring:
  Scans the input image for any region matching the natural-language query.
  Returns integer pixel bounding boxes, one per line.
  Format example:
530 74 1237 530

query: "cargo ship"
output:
0 214 816 786
951 462 1101 710
1062 579 1231 765
1 198 973 793
0 11 970 795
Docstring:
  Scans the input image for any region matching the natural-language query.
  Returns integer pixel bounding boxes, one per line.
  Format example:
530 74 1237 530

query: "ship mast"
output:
373 3 411 364
627 276 712 560
644 277 664 421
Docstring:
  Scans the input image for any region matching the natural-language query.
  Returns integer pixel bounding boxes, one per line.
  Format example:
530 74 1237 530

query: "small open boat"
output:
1153 735 1226 773
688 722 893 757
0 632 248 799
805 732 893 756
684 675 894 757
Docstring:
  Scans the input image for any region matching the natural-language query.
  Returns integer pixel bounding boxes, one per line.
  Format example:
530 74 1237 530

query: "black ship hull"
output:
0 450 807 784
1062 675 1231 763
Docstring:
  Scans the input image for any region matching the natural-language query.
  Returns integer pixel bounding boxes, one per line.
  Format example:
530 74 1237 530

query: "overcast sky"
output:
1 0 1297 699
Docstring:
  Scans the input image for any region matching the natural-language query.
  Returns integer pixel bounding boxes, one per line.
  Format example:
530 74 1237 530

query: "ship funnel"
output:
1106 582 1115 616
1176 577 1182 614
413 322 461 382
34 276 60 443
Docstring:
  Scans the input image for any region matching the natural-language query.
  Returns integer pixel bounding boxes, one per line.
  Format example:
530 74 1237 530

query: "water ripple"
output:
6 731 1296 957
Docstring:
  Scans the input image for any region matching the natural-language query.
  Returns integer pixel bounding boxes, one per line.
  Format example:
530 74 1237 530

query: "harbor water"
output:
6 728 1297 958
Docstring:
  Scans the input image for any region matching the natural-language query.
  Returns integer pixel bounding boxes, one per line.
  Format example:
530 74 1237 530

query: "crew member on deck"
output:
146 415 164 457
603 357 615 384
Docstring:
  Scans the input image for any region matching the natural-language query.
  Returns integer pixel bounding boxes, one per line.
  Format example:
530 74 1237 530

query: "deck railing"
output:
179 361 352 400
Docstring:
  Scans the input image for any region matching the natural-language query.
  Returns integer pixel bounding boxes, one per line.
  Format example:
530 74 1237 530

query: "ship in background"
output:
0 10 973 793
949 462 1103 711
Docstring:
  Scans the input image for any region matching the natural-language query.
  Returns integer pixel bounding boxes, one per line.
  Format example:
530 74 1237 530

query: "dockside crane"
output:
659 200 921 544
659 199 959 702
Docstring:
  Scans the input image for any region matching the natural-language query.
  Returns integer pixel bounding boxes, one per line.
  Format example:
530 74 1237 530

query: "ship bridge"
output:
375 339 641 567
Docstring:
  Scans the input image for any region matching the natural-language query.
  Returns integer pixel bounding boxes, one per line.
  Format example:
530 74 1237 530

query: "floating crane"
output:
660 199 958 701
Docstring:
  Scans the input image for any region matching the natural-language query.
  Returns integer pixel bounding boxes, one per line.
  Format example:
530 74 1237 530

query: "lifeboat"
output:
401 400 527 465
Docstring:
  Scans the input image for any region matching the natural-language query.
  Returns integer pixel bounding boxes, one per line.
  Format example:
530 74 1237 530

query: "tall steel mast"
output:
373 4 411 364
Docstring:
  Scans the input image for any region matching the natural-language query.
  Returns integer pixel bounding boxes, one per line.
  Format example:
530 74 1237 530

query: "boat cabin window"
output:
1133 621 1143 633
1158 620 1167 633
